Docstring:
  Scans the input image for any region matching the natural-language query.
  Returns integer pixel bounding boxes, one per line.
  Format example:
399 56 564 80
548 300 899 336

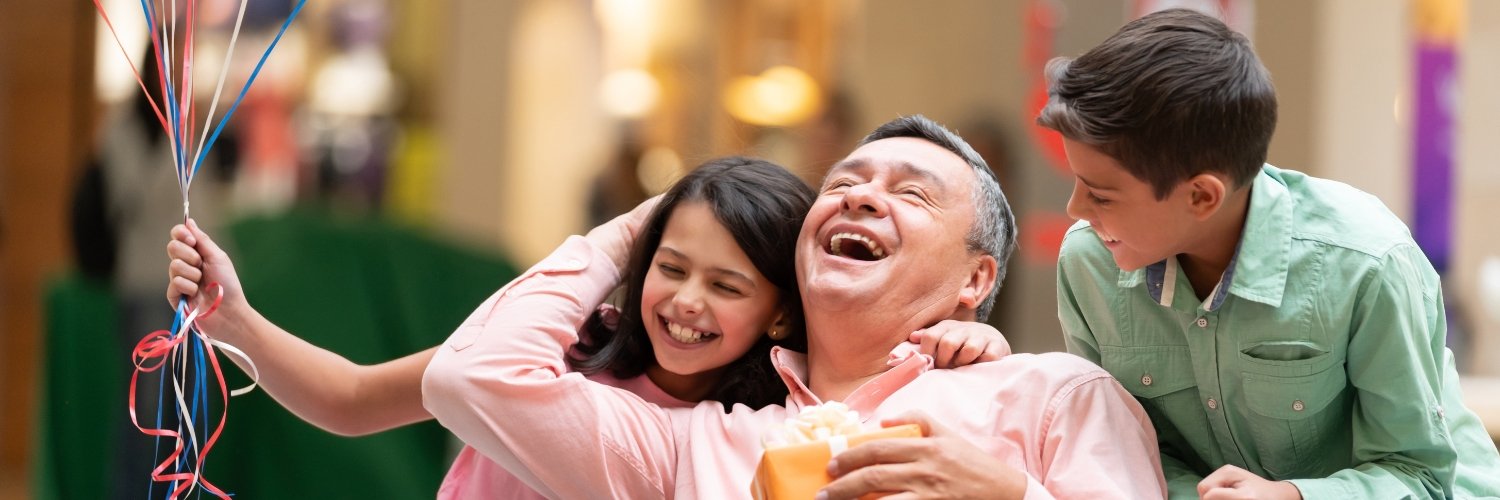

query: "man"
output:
422 115 1166 498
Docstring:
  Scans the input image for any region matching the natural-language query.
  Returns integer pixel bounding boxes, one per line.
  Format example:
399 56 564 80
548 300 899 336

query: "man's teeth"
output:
828 232 886 258
666 321 714 344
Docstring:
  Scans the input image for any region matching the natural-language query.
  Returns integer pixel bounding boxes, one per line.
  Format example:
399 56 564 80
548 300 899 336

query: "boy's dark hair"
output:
1037 8 1277 198
858 115 1017 322
568 156 813 410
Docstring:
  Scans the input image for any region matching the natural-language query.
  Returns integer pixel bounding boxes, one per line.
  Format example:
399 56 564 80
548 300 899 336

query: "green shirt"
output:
1057 165 1500 499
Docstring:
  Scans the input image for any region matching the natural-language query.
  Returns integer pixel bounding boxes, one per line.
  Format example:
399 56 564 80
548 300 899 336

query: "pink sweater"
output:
436 372 692 499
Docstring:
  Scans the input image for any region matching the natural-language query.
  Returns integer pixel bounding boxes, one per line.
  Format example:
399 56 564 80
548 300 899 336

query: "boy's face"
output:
1062 139 1198 271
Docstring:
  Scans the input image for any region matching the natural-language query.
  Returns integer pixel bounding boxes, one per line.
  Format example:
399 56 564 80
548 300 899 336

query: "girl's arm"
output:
168 220 432 436
423 199 686 499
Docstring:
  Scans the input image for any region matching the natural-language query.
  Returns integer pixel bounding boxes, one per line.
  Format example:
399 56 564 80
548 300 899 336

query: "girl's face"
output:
640 201 784 380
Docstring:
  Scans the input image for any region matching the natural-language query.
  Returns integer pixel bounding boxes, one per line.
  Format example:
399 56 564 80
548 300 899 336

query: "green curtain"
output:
36 209 519 499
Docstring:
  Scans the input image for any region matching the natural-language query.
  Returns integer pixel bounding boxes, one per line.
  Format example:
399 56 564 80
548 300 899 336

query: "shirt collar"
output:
770 344 932 420
1119 165 1291 309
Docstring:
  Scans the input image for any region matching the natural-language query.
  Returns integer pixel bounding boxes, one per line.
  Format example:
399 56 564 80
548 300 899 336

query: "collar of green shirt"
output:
1116 165 1293 310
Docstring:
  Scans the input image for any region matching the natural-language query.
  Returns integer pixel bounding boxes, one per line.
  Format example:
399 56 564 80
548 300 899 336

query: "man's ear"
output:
957 254 999 312
1186 173 1228 221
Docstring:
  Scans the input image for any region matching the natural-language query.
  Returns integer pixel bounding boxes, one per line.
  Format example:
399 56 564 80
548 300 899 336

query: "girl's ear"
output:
766 310 791 340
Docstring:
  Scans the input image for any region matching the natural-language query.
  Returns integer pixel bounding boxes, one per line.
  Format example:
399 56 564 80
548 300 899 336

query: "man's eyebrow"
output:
657 246 757 286
824 158 949 193
826 158 864 176
893 160 947 192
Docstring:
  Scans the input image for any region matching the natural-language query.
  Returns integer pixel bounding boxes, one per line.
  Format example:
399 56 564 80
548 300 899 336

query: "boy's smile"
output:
1061 138 1205 272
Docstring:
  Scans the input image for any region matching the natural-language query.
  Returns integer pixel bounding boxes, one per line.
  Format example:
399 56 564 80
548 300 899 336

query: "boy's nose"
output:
1065 189 1090 222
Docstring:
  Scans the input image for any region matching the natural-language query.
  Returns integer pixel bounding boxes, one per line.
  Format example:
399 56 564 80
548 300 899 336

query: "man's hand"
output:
910 320 1011 368
818 411 1027 500
1198 465 1302 500
584 195 661 271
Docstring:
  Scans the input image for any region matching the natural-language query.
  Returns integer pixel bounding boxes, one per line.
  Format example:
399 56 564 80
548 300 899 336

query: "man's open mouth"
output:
826 232 887 261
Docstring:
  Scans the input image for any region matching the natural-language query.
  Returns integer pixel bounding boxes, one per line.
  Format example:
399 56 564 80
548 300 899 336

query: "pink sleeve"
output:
1026 372 1168 500
422 236 680 499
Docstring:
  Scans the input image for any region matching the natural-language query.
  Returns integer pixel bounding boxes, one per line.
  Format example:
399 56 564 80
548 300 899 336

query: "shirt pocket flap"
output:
1101 345 1196 399
1242 365 1346 420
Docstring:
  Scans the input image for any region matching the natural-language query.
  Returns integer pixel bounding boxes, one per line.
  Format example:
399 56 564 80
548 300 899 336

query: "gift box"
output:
750 423 923 500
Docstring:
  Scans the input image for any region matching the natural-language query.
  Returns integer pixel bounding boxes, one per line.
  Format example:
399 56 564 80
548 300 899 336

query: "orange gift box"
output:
750 424 923 500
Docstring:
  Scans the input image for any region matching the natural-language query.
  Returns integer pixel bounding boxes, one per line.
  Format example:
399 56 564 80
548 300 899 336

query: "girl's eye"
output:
657 264 684 276
714 283 743 295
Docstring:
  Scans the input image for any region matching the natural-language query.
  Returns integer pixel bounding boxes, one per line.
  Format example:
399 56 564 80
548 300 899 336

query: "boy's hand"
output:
910 320 1012 368
166 218 247 335
585 195 661 272
1198 465 1302 500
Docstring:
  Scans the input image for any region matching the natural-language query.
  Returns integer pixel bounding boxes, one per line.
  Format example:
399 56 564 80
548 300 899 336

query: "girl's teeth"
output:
667 321 711 343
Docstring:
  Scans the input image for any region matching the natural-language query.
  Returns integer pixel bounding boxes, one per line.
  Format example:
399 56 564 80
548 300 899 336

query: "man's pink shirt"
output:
423 236 1166 499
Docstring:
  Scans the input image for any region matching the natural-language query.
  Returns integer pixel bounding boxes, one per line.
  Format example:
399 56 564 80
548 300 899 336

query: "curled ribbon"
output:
127 283 259 499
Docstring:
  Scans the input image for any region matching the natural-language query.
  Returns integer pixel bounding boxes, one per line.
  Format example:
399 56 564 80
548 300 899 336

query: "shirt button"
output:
1292 400 1305 412
1207 398 1218 410
1141 374 1154 386
1196 317 1209 328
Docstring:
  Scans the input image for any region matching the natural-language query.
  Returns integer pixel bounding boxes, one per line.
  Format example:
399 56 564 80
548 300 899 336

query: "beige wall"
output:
436 0 515 253
430 0 1499 371
1454 0 1500 375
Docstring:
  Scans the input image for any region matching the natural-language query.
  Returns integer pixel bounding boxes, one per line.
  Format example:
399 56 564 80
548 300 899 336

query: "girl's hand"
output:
166 218 248 336
585 195 662 271
910 320 1012 369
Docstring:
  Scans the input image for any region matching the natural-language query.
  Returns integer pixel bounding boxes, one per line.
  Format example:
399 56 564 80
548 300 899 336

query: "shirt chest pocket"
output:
1102 346 1202 420
1240 363 1348 478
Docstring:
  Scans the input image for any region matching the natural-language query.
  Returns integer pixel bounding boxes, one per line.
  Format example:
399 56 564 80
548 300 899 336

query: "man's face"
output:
1062 138 1197 271
796 137 981 330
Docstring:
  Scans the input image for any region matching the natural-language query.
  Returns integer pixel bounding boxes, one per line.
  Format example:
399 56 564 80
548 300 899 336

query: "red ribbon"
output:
128 283 234 499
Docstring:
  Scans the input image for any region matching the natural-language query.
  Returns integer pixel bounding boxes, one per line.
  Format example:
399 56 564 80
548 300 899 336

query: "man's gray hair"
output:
858 115 1018 322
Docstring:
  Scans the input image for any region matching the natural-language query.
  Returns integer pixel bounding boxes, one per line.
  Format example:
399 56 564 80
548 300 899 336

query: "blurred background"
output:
2 0 1497 498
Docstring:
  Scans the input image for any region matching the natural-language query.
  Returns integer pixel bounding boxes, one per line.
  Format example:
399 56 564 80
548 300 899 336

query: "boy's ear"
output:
1186 173 1228 220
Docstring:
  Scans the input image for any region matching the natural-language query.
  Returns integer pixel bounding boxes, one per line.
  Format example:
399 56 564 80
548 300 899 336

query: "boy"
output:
1041 8 1500 499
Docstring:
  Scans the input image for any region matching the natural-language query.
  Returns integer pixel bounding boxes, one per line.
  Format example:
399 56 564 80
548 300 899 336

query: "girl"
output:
166 156 1007 498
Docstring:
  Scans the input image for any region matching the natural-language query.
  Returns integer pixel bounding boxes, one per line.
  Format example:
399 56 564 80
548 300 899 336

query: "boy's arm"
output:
1156 430 1210 499
1056 250 1199 498
1287 245 1456 498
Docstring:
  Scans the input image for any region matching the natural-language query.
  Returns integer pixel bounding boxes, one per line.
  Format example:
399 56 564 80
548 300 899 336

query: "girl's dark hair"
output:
568 156 813 410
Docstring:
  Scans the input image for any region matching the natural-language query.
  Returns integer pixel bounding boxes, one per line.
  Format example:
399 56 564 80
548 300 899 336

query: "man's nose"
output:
840 183 889 218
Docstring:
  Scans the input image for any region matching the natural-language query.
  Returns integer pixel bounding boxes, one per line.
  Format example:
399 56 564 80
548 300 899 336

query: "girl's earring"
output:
767 326 786 340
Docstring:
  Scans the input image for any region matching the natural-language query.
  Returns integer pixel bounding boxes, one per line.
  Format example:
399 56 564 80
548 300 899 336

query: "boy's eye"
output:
1088 192 1112 206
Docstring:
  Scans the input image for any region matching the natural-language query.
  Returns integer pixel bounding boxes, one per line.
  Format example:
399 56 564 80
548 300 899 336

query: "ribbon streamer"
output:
87 0 297 496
